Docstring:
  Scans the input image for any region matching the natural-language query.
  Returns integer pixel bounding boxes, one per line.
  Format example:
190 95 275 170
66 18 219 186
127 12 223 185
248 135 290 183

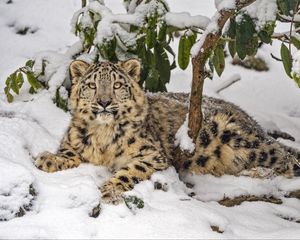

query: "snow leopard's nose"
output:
98 99 112 108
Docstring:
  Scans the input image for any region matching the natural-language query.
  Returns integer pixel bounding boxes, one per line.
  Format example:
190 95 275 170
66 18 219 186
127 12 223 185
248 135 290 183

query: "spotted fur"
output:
35 59 300 204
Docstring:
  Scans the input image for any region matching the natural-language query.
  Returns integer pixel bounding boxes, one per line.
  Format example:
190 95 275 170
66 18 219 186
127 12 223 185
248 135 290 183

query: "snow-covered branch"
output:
278 14 300 23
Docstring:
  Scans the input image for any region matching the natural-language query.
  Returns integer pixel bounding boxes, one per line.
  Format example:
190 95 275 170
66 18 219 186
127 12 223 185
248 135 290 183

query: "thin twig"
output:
278 13 300 23
270 53 282 62
215 74 241 94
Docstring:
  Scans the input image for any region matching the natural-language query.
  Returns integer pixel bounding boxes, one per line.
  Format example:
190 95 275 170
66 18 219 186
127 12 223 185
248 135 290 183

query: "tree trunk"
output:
188 0 257 142
175 0 257 169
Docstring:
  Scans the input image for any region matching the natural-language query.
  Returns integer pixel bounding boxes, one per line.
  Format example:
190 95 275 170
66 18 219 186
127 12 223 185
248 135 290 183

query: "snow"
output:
190 0 237 57
34 51 73 93
0 0 300 239
165 12 210 30
71 0 168 53
175 114 195 153
245 0 277 30
214 0 236 11
184 174 293 202
191 0 278 57
214 73 241 94
0 159 35 221
190 12 219 57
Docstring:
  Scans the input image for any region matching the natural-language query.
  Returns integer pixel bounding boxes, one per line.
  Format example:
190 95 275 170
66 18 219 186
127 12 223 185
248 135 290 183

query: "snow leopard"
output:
35 59 300 205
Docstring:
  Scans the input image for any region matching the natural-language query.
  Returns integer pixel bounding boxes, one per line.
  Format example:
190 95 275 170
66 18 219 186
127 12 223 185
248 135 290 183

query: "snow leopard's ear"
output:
119 59 141 82
69 60 90 81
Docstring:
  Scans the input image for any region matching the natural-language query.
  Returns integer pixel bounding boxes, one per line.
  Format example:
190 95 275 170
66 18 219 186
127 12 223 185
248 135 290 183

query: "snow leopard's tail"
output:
282 145 300 177
268 141 300 177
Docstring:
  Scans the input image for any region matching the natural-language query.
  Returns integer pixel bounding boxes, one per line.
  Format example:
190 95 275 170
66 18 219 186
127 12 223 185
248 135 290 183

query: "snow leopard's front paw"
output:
34 151 60 173
100 179 126 205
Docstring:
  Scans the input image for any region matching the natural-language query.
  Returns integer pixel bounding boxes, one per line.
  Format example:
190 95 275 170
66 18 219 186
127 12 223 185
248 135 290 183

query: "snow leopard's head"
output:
69 59 147 125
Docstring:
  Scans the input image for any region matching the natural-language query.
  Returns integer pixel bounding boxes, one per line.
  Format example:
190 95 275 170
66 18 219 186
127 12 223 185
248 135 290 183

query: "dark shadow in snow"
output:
6 22 38 35
0 184 37 221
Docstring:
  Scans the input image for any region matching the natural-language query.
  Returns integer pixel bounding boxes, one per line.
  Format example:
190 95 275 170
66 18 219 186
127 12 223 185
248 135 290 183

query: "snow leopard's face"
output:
69 59 146 125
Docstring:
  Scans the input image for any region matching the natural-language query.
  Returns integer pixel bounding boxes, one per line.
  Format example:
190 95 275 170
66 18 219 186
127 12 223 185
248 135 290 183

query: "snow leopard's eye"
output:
87 82 96 89
114 82 122 89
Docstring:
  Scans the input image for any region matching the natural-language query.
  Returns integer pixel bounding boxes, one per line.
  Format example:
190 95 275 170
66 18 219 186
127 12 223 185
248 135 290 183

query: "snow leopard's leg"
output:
35 142 81 173
101 151 169 204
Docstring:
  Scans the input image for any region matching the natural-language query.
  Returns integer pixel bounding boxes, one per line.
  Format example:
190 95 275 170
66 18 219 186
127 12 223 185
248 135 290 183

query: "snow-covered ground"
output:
0 0 300 238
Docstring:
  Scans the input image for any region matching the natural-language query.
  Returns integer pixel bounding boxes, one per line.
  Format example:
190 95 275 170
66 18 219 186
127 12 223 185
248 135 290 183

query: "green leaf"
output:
227 18 236 38
258 30 271 44
26 72 42 90
83 27 96 49
25 59 35 69
236 14 258 60
228 41 236 58
277 0 289 15
29 86 37 94
212 44 225 76
4 86 14 103
3 61 38 103
227 18 237 58
277 0 298 16
16 72 24 88
170 60 176 70
146 17 157 49
178 35 191 70
145 66 159 92
263 21 276 35
146 28 156 49
136 41 148 87
130 25 139 32
75 22 81 36
246 35 258 56
164 44 176 69
106 38 117 61
99 38 117 61
5 75 11 86
187 32 197 46
291 36 300 50
54 87 69 112
154 43 170 85
280 43 292 78
10 72 19 94
158 21 167 43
